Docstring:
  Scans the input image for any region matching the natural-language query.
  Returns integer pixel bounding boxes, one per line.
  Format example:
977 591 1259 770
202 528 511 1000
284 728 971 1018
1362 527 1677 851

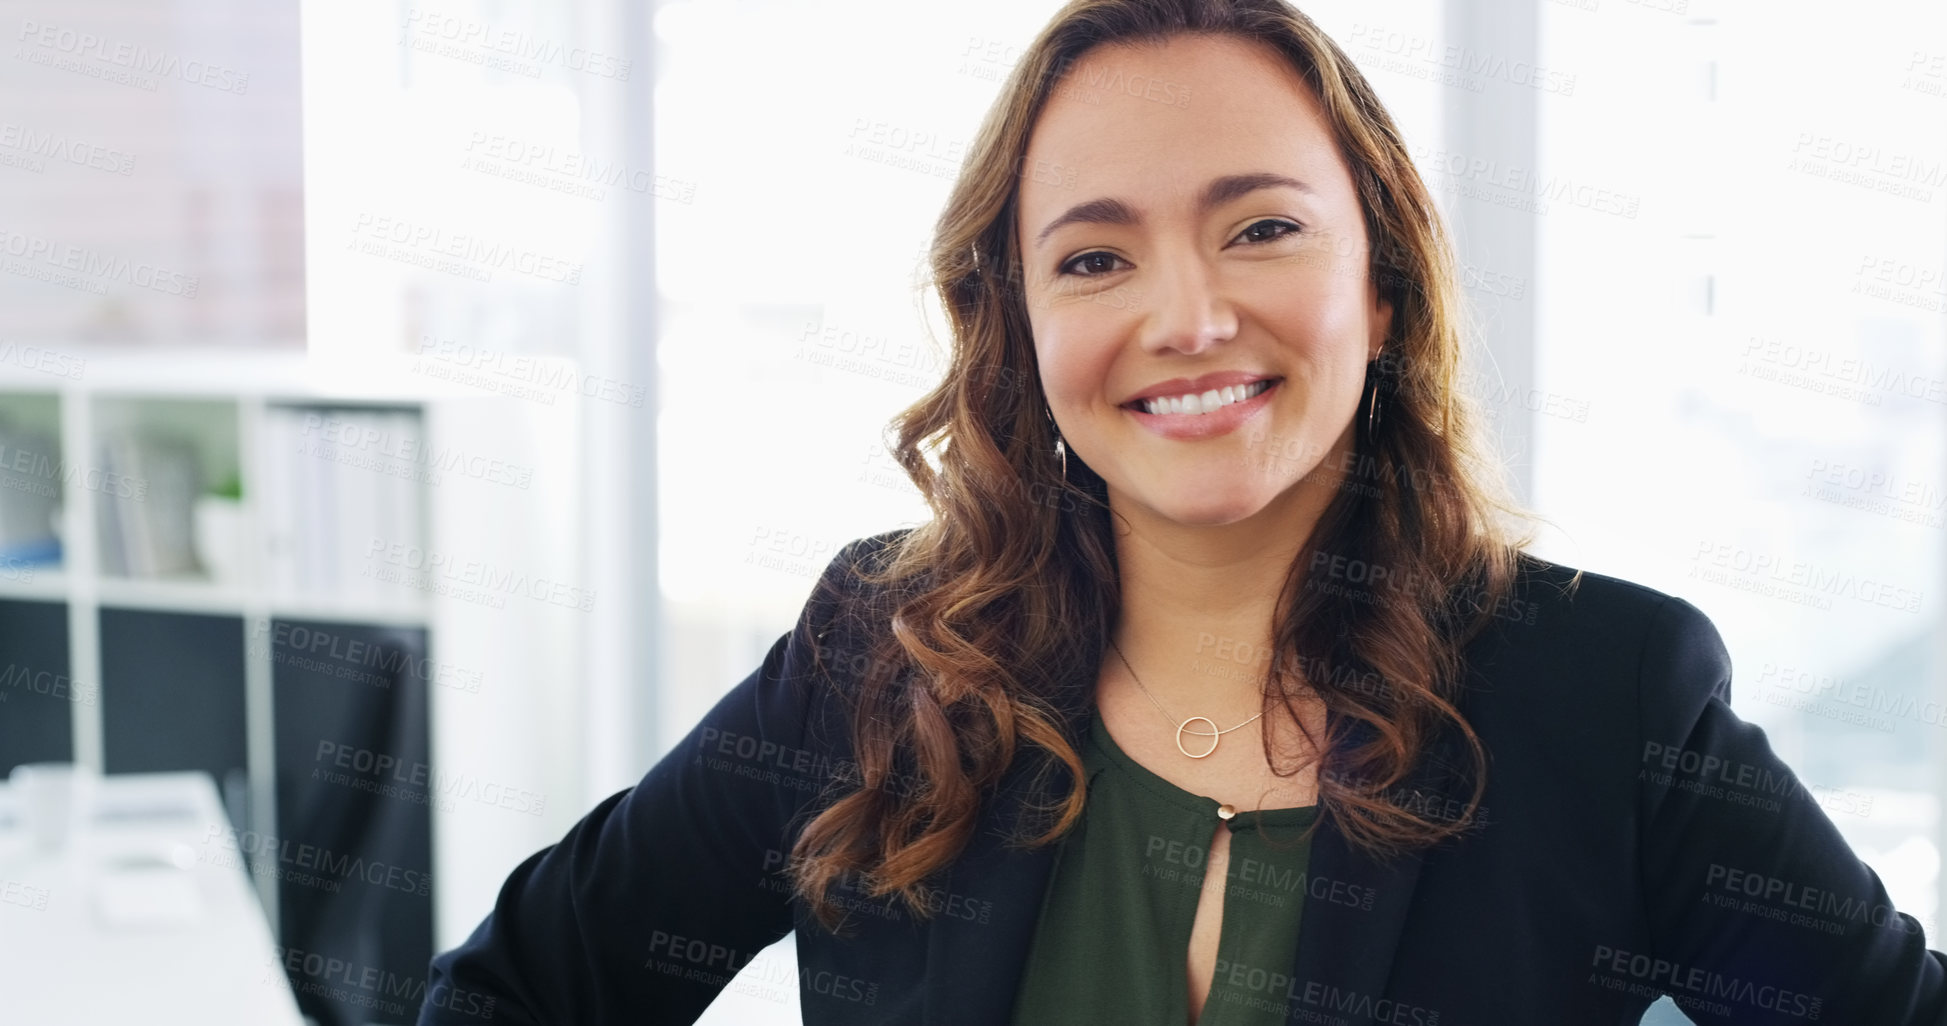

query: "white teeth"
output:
1139 379 1272 416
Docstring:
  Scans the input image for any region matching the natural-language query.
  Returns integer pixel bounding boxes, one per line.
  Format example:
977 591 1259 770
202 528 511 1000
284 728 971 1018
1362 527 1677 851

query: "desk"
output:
0 771 308 1026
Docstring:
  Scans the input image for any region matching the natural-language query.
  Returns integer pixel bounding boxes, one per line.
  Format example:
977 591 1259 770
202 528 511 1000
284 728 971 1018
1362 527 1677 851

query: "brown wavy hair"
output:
789 0 1550 931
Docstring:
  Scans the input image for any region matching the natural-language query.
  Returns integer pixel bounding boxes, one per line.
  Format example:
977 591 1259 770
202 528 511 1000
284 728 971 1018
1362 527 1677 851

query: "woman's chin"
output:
1127 487 1281 528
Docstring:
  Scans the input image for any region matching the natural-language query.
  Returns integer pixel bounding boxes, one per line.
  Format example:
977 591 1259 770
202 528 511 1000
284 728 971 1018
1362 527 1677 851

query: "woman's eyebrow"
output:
1031 172 1315 249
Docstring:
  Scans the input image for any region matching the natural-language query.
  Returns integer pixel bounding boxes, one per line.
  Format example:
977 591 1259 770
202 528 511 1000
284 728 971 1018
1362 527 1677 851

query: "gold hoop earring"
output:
1364 361 1384 439
1044 402 1068 479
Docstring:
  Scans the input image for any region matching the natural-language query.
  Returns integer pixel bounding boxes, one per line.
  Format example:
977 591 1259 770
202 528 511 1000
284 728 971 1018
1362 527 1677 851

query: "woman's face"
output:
1015 33 1392 530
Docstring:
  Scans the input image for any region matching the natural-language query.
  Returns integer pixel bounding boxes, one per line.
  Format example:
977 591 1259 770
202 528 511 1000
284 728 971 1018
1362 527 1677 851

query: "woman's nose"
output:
1135 250 1237 356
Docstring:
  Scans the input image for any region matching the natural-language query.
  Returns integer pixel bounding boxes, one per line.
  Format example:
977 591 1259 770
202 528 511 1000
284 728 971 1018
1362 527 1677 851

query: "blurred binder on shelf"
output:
264 405 426 604
0 415 62 567
264 409 300 594
95 432 202 578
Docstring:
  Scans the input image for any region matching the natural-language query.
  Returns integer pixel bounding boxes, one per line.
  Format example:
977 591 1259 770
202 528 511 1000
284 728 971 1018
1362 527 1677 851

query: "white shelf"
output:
262 594 431 627
0 571 68 603
0 344 569 406
0 572 435 626
94 576 255 616
85 577 431 626
0 378 443 927
0 351 587 958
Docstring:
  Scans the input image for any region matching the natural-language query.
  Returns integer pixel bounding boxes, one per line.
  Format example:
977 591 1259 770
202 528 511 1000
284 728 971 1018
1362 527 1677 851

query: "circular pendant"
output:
1175 716 1220 759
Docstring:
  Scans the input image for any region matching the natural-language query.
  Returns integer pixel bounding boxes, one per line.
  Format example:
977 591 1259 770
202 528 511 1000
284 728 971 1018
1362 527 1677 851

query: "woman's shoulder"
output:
805 527 916 621
1507 551 1723 641
1485 551 1734 705
793 526 921 682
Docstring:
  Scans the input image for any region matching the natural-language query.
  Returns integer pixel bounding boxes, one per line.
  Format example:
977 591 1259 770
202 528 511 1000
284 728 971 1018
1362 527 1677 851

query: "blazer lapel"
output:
1288 721 1464 1024
919 739 1072 1026
1290 810 1429 1022
922 645 1097 1026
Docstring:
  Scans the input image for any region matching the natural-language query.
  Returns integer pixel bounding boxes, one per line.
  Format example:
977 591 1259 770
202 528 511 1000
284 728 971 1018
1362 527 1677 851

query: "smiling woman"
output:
419 1 1947 1024
793 12 1534 1023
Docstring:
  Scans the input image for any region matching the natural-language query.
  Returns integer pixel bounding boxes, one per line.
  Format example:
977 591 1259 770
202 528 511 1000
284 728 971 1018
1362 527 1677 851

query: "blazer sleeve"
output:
1634 594 1947 1025
414 540 872 1026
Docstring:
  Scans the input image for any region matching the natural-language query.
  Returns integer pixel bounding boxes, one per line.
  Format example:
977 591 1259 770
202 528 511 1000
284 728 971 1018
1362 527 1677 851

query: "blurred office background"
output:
0 0 1940 1023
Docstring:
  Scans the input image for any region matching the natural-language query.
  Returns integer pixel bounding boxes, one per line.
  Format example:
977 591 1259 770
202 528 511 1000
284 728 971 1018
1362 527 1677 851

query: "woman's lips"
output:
1122 379 1280 441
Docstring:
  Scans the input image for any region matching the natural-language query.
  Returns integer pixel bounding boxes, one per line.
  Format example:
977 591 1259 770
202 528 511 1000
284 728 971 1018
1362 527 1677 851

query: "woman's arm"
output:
414 539 877 1026
1632 595 1947 1025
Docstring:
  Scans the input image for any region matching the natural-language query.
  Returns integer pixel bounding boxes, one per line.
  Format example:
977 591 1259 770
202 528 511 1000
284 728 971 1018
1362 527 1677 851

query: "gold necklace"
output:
1108 639 1264 760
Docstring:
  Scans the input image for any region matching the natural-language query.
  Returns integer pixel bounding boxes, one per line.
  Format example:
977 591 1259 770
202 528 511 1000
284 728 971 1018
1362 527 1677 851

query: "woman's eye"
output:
1236 218 1301 244
1054 220 1303 278
1057 251 1126 278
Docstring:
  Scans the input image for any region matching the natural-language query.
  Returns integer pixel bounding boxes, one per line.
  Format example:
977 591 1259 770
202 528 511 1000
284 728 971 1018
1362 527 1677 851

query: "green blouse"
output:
1010 710 1319 1026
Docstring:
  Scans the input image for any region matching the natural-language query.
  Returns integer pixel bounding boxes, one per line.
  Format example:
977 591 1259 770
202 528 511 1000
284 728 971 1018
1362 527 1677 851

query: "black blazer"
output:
417 529 1947 1025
